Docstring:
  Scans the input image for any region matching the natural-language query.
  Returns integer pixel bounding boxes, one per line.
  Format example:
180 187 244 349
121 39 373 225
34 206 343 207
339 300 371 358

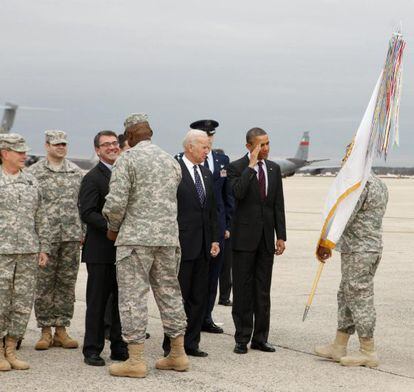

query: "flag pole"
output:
302 261 325 321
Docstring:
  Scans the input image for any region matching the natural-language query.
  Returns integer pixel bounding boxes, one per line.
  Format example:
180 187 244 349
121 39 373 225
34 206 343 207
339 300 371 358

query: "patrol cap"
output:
190 119 219 136
45 130 67 145
124 113 149 130
0 133 30 152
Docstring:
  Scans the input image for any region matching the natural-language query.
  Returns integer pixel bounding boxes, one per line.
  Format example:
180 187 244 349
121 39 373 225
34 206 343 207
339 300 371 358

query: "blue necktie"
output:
193 165 205 205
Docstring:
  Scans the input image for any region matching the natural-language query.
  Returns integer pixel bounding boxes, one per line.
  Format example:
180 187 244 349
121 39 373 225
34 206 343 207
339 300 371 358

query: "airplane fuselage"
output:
272 158 308 177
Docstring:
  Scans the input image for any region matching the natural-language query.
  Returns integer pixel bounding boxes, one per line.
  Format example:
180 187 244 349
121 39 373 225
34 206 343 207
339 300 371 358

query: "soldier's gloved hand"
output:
316 245 331 263
224 230 230 239
107 230 118 241
38 252 48 268
210 242 220 258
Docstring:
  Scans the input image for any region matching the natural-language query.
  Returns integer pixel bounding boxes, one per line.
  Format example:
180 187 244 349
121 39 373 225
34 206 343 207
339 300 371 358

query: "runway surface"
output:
2 176 413 391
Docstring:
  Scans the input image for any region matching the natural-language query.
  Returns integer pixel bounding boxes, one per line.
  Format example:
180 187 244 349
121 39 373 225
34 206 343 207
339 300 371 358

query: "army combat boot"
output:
314 331 350 362
155 335 189 371
109 343 147 378
35 327 53 350
5 336 29 370
53 326 78 349
340 337 379 367
0 344 11 371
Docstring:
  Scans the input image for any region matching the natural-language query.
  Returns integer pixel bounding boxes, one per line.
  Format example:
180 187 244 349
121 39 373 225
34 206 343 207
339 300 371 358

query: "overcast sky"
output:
1 0 413 165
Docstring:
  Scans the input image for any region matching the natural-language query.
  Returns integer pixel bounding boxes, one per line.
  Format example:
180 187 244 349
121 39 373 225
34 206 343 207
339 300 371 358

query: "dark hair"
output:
246 127 267 144
94 130 118 148
118 134 127 149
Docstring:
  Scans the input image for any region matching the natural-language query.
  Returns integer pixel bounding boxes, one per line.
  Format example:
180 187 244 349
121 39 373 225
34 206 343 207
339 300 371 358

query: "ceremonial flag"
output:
318 33 406 250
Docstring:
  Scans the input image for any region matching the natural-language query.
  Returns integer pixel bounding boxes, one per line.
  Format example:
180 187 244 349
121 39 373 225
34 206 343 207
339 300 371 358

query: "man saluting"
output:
227 127 286 355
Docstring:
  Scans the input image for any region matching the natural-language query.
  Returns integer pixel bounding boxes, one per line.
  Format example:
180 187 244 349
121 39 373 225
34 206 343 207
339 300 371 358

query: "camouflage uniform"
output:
103 139 186 344
27 135 83 328
0 135 51 339
335 174 388 338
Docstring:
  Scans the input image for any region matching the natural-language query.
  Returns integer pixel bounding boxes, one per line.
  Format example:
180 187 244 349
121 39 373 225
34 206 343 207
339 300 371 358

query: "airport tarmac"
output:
1 176 413 392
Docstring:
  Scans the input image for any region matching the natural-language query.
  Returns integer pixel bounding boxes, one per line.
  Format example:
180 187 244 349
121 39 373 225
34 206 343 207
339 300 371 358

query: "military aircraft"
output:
272 131 329 177
0 102 62 134
0 102 98 169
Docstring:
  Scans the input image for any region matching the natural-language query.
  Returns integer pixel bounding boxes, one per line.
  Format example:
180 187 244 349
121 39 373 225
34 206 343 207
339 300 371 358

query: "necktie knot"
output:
258 161 263 167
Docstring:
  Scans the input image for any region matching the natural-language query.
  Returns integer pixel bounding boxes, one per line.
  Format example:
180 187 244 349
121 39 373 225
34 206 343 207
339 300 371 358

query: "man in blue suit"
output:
190 119 234 334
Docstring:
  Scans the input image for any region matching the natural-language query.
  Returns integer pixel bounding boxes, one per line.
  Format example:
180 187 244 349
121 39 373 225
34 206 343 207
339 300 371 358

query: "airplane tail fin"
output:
1 103 18 133
294 131 310 161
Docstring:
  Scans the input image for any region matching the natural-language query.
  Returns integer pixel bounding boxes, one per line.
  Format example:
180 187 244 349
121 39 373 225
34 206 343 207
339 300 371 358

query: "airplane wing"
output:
306 158 330 165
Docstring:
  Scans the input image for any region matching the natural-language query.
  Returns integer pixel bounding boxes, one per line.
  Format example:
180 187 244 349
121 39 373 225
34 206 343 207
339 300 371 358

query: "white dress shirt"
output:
182 154 206 191
247 153 268 195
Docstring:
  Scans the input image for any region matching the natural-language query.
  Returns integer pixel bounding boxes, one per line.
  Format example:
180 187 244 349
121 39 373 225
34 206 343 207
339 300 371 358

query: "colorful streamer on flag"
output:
370 33 406 160
317 32 406 251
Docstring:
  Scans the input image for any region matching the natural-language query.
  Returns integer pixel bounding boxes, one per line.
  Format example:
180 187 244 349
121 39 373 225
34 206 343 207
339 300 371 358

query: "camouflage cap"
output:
45 130 68 145
124 113 149 129
0 133 30 152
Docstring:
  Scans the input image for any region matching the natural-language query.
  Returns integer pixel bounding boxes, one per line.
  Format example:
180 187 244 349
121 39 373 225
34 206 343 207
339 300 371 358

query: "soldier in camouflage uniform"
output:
0 134 51 371
103 113 189 378
27 130 83 351
315 172 388 368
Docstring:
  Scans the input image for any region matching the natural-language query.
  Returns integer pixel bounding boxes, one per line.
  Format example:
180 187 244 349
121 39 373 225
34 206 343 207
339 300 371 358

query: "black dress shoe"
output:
234 343 248 354
218 299 232 306
110 351 128 361
146 332 150 339
185 348 208 357
201 322 224 334
250 341 276 352
84 354 105 366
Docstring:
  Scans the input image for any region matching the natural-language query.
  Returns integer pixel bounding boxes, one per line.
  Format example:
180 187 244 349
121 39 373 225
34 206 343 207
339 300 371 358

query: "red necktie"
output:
258 161 266 201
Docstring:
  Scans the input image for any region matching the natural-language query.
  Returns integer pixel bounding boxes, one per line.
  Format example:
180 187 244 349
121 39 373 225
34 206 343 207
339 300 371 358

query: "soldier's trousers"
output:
35 241 80 327
337 252 381 338
0 254 38 339
116 246 186 344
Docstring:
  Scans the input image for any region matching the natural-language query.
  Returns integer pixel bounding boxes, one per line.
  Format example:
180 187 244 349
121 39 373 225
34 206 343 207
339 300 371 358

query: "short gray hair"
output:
182 129 208 149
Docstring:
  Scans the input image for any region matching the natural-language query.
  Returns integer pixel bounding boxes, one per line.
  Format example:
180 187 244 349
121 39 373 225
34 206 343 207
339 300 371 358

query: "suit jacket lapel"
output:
179 159 203 207
98 161 111 180
265 160 274 201
212 151 220 180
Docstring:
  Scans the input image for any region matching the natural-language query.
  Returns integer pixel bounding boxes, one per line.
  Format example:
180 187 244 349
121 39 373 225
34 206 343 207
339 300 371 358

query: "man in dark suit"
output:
227 127 286 354
164 129 219 357
79 130 127 366
188 120 234 334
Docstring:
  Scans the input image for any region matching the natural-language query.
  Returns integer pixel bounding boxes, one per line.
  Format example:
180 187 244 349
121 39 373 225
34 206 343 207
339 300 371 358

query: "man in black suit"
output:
227 127 286 354
188 120 234 334
79 130 127 366
164 129 219 357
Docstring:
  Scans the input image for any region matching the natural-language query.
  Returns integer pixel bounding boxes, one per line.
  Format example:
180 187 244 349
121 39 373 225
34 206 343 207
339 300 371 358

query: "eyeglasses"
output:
99 141 119 148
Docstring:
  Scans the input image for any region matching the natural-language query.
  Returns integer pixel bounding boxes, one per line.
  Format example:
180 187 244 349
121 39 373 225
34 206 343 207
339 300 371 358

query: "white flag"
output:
318 73 382 249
